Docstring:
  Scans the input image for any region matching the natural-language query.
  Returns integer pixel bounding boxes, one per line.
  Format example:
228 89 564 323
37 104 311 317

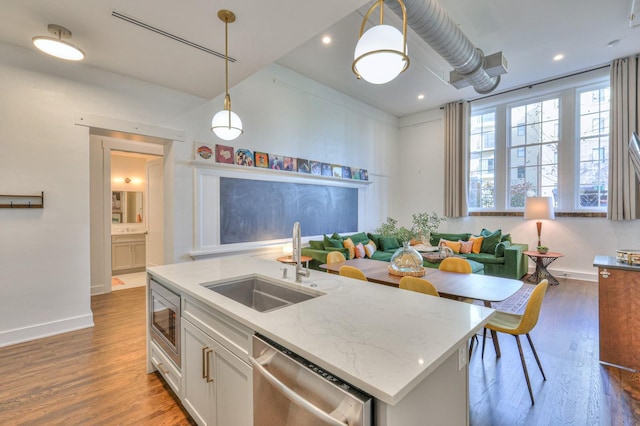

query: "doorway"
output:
110 151 163 292
89 133 166 295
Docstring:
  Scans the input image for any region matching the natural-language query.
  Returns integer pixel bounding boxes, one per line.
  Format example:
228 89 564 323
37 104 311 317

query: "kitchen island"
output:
147 255 495 425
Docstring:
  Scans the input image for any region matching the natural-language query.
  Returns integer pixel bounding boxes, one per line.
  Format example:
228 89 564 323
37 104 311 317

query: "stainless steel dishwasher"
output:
250 334 373 426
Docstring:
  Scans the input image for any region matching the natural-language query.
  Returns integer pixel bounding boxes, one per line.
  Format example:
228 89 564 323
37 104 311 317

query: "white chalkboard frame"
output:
189 162 371 258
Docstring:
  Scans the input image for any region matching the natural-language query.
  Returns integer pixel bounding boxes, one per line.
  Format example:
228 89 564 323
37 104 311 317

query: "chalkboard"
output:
220 177 358 244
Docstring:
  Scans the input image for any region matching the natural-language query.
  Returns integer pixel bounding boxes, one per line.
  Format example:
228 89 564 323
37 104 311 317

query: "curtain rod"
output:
467 63 611 103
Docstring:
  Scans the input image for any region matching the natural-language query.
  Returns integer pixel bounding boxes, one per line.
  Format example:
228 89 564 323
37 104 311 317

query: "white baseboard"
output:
0 314 94 348
528 266 598 283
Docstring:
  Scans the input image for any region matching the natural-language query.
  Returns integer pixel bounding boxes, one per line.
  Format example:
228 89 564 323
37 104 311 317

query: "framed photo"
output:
112 191 122 212
332 164 343 178
270 154 284 170
360 169 369 181
255 152 269 168
351 167 361 180
321 163 332 176
310 161 321 175
195 142 214 160
297 158 310 173
111 213 122 224
342 166 352 179
235 149 254 166
215 144 234 163
283 156 297 171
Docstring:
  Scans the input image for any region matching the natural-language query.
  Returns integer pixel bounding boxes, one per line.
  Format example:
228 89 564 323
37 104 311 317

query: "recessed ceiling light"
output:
417 94 425 100
553 53 564 61
32 24 85 61
322 35 332 45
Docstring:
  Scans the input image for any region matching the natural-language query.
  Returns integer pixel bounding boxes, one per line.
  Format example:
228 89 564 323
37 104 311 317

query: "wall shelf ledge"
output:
0 192 44 208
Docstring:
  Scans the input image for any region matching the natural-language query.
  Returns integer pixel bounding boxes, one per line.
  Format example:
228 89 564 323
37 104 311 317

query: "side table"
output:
523 250 564 285
276 255 312 269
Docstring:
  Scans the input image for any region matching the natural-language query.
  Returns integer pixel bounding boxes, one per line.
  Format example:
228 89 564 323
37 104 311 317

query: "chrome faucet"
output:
292 221 310 283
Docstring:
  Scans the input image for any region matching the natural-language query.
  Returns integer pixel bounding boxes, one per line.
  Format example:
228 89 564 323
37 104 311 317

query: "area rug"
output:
474 282 535 314
111 277 125 286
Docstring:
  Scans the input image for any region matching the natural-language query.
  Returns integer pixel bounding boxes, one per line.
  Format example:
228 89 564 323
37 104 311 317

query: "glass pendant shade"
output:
211 109 243 141
353 24 407 84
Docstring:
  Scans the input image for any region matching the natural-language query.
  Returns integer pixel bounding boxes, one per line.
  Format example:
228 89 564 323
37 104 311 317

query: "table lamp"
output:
524 196 555 247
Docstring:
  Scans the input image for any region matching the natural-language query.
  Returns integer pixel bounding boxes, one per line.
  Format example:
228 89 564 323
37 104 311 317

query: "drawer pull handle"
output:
205 348 214 383
157 362 170 376
600 270 610 279
201 346 209 379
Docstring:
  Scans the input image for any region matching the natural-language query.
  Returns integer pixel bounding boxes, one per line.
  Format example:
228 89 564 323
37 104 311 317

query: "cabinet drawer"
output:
183 296 253 363
112 233 145 243
150 340 182 396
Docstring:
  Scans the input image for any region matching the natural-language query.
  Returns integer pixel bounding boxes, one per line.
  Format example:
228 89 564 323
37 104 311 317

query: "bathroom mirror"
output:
112 191 143 224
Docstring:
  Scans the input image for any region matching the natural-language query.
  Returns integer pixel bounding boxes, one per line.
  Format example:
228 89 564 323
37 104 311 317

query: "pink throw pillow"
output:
459 240 473 254
354 242 365 259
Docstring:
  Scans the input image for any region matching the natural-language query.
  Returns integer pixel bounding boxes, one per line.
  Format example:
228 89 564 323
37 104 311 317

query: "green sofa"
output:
429 229 528 279
301 231 485 274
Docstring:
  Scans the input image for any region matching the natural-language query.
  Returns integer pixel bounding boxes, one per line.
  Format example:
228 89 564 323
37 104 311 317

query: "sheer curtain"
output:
444 101 469 217
609 56 640 220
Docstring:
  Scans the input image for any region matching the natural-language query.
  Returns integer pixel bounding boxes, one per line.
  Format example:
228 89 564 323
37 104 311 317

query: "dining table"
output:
319 258 524 357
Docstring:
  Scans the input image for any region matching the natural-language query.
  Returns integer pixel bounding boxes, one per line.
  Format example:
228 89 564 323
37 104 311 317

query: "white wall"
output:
397 108 640 281
169 64 400 263
0 42 203 347
0 43 399 346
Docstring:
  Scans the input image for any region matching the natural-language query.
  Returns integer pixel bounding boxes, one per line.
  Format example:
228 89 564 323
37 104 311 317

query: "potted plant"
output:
411 212 446 246
537 245 549 254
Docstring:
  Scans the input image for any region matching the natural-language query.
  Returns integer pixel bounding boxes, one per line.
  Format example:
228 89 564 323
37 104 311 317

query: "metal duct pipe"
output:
385 0 501 94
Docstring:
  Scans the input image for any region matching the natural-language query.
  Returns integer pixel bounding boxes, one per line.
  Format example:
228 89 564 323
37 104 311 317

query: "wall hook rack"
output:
0 192 44 208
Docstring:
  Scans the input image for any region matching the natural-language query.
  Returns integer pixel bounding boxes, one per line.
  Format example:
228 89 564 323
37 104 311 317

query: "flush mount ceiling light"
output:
32 24 85 61
352 0 409 85
211 10 243 141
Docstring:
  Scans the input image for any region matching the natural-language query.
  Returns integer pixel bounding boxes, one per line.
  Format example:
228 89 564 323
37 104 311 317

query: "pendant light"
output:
352 0 409 85
32 24 85 61
211 10 243 141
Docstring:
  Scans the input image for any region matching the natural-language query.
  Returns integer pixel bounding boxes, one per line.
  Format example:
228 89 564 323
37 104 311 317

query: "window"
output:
468 111 496 208
468 72 609 213
578 85 609 208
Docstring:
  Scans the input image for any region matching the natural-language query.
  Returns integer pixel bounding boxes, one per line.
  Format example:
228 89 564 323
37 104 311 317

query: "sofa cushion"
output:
331 232 343 240
459 240 473 254
364 240 377 258
464 252 506 264
430 233 471 246
495 241 511 257
343 238 355 260
367 233 383 248
371 251 393 262
348 232 369 245
439 239 462 254
355 242 365 258
469 235 483 254
501 233 512 243
479 229 501 254
309 240 324 250
323 236 343 250
379 236 401 251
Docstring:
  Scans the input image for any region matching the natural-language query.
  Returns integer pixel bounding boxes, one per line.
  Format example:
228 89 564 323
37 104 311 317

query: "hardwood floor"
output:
0 287 195 426
0 278 638 425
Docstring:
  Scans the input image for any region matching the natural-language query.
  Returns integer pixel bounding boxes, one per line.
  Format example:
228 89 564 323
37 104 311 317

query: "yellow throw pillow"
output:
364 240 377 258
439 239 462 254
469 235 483 254
343 237 355 260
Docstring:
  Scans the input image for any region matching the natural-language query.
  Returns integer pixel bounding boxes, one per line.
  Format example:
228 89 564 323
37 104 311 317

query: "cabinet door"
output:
213 340 253 426
132 241 146 268
182 320 215 426
112 244 133 270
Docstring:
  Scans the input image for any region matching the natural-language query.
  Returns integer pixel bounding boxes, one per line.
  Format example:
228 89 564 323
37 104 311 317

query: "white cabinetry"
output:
111 233 146 273
181 297 253 426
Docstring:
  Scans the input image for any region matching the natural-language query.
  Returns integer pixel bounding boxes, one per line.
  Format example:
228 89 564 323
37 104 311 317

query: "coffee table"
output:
524 250 564 285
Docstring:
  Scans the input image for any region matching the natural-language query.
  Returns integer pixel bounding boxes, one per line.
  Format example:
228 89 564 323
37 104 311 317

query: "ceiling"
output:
1 0 639 118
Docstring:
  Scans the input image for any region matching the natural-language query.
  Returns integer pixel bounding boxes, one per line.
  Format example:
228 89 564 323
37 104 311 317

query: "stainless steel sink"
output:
203 276 323 312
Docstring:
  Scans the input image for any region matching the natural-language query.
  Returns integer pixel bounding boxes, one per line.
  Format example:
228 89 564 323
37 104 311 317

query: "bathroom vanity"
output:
146 255 495 426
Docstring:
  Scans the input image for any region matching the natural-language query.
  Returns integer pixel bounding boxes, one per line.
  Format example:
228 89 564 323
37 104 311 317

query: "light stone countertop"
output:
147 254 495 405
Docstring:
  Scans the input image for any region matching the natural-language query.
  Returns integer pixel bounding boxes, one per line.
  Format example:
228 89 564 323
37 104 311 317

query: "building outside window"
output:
467 70 609 213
